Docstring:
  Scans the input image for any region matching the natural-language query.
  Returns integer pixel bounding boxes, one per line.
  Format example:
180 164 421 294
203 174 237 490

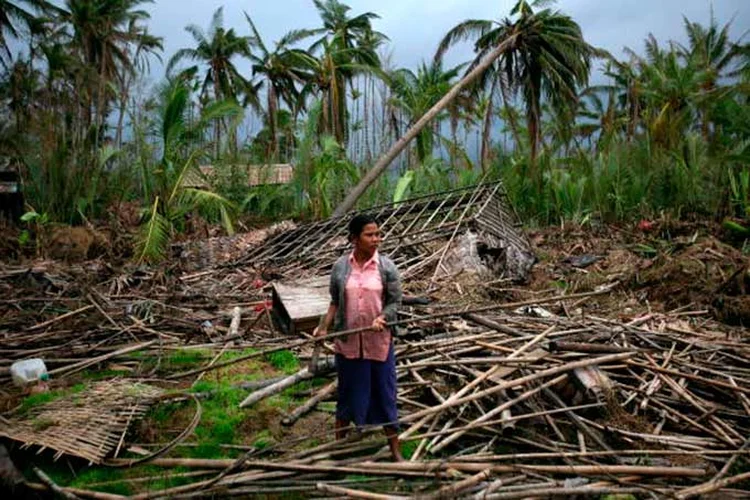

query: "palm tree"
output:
245 12 316 161
603 58 643 142
576 84 625 152
63 0 161 139
137 79 240 263
168 7 250 156
435 0 596 177
309 0 385 144
388 60 463 163
680 13 745 140
302 38 386 148
114 23 161 147
0 0 57 67
0 57 39 134
626 35 706 149
168 7 251 104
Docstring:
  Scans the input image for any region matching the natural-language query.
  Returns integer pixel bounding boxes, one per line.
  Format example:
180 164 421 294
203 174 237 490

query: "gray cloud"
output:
141 0 750 84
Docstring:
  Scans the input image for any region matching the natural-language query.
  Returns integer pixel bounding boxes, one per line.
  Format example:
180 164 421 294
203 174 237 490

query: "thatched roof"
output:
187 164 294 188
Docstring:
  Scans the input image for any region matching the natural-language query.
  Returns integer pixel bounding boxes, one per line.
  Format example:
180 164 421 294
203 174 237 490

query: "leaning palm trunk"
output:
332 33 519 217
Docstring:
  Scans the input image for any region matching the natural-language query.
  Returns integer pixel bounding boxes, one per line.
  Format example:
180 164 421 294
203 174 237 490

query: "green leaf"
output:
723 219 750 237
136 197 171 264
20 211 40 223
393 170 415 204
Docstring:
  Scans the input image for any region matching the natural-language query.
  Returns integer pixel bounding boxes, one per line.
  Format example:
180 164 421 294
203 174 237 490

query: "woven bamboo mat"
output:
0 380 164 463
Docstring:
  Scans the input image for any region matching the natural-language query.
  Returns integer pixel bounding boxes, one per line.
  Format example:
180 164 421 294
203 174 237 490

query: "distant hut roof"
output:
186 164 294 188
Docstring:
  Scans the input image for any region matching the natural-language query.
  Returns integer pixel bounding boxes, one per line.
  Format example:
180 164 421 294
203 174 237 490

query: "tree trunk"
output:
480 78 498 173
363 75 371 162
500 81 522 154
267 85 278 162
332 34 519 217
115 73 131 149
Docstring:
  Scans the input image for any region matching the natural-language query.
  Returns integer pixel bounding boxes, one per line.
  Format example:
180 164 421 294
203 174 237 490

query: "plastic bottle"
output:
10 359 49 387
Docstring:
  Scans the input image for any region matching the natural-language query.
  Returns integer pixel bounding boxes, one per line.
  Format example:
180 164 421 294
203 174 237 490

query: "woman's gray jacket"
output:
328 253 402 334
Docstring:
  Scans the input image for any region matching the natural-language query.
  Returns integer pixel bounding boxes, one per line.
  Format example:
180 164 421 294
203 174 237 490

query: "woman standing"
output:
314 214 403 461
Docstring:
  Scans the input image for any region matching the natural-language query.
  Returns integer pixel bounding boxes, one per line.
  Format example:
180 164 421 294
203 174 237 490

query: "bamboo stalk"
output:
282 381 337 426
317 482 409 499
403 353 634 423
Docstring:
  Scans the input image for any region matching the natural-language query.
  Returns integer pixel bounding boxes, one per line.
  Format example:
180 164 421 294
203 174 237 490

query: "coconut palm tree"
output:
63 0 161 138
302 37 387 149
245 12 316 160
435 0 596 178
626 36 706 149
602 58 643 142
137 79 241 263
0 57 39 134
575 84 625 152
114 23 161 147
167 7 251 104
680 14 745 140
0 0 58 67
308 0 385 144
168 7 251 156
388 60 463 163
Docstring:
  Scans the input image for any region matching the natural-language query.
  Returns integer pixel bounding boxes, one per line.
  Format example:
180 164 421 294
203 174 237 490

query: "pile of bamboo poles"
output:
174 308 744 499
37 303 737 499
2 234 749 497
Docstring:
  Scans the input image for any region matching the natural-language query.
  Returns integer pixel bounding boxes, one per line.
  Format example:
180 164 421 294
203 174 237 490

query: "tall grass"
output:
499 133 729 225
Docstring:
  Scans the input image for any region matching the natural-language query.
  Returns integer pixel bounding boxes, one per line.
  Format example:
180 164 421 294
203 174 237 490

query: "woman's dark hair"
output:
348 213 378 240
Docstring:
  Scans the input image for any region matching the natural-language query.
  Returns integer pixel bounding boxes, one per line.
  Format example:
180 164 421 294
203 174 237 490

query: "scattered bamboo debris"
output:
2 209 750 498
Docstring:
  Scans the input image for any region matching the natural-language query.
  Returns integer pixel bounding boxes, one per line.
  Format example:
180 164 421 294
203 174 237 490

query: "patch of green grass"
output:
18 383 86 415
165 348 212 367
82 369 131 380
69 467 132 496
222 347 258 361
401 440 418 460
265 350 299 374
139 350 293 461
147 401 184 425
190 380 216 393
188 383 246 459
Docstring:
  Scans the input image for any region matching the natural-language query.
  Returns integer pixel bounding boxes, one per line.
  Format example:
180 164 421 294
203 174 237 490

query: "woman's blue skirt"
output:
335 344 398 429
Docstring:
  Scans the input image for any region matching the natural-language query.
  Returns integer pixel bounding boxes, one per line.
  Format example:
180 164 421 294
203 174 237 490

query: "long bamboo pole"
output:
168 288 611 380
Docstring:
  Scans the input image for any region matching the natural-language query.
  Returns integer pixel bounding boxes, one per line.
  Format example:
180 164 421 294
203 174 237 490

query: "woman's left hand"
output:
372 316 387 331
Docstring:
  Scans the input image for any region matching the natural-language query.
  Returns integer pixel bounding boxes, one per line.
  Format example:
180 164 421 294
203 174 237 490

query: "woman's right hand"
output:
313 326 327 338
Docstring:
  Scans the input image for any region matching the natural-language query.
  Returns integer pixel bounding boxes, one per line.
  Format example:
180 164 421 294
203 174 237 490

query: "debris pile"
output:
240 181 535 285
1 188 749 498
169 306 746 499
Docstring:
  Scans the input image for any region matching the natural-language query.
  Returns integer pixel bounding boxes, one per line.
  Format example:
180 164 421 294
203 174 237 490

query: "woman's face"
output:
353 222 381 254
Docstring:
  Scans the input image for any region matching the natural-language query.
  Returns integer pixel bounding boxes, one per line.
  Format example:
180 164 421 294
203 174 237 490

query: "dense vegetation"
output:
1 0 749 260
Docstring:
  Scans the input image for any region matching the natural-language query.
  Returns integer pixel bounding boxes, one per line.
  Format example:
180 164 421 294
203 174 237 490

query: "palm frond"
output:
181 188 236 234
434 19 494 62
136 198 171 263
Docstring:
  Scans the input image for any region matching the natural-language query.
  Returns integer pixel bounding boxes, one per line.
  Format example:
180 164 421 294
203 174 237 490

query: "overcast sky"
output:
146 0 750 79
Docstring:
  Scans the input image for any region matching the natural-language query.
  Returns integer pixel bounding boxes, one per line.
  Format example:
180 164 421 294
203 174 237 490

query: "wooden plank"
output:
272 277 330 334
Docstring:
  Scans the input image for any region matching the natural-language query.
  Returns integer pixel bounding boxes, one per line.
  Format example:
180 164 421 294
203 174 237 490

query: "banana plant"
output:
136 79 242 263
